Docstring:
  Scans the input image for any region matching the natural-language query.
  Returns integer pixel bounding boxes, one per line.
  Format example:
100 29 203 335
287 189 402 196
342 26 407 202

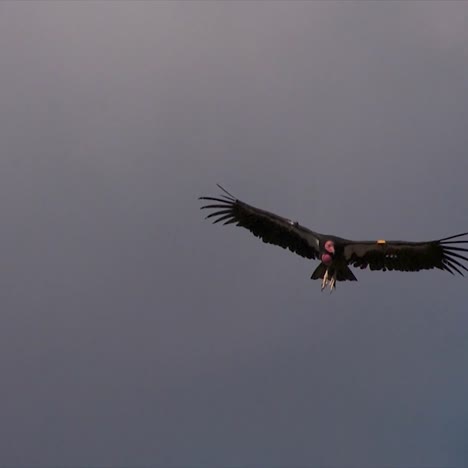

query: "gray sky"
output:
0 1 468 467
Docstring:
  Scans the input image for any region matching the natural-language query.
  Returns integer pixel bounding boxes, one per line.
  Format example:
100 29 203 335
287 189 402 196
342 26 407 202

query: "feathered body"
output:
199 185 468 291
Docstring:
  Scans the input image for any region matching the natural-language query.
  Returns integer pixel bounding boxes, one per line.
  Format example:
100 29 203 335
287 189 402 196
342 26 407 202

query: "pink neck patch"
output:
321 253 333 265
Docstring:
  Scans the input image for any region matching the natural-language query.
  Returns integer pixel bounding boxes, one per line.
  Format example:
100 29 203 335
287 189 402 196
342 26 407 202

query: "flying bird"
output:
199 185 468 292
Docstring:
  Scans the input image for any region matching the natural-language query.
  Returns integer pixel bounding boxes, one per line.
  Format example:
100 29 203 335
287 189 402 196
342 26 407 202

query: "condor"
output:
199 185 468 292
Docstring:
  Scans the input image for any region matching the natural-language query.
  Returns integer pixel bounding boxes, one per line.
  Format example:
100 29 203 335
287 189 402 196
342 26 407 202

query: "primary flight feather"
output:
199 185 468 291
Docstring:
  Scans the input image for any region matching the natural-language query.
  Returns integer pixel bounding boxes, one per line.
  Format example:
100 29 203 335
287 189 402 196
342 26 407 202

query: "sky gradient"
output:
0 2 468 467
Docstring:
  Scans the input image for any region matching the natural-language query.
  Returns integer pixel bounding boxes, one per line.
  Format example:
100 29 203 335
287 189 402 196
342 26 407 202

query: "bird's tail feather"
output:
311 264 357 282
311 263 327 280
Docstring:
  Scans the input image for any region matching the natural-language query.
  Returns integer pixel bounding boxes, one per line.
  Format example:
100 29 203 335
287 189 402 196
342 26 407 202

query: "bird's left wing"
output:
343 233 468 275
199 185 321 260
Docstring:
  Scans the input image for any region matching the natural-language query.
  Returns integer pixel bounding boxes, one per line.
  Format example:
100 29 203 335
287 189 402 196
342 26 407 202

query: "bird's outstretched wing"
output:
199 185 321 260
343 233 468 275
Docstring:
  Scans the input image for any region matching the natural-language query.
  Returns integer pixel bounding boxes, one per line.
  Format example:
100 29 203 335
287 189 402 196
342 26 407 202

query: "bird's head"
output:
324 240 335 255
321 240 335 265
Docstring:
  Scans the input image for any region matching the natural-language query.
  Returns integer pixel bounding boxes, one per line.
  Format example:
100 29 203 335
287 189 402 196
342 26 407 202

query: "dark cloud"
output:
0 2 467 466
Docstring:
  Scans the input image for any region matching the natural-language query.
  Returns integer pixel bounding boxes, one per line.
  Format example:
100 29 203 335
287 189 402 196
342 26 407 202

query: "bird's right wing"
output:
199 185 321 260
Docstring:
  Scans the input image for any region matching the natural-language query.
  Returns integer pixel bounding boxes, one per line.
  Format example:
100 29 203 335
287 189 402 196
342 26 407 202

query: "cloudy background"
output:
0 1 468 467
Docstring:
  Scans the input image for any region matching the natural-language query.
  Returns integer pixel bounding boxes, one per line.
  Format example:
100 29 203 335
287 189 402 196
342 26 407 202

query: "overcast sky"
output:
1 2 468 467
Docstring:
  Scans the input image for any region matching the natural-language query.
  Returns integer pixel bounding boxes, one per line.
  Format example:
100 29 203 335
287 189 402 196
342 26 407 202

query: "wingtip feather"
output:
439 232 468 242
216 184 236 200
